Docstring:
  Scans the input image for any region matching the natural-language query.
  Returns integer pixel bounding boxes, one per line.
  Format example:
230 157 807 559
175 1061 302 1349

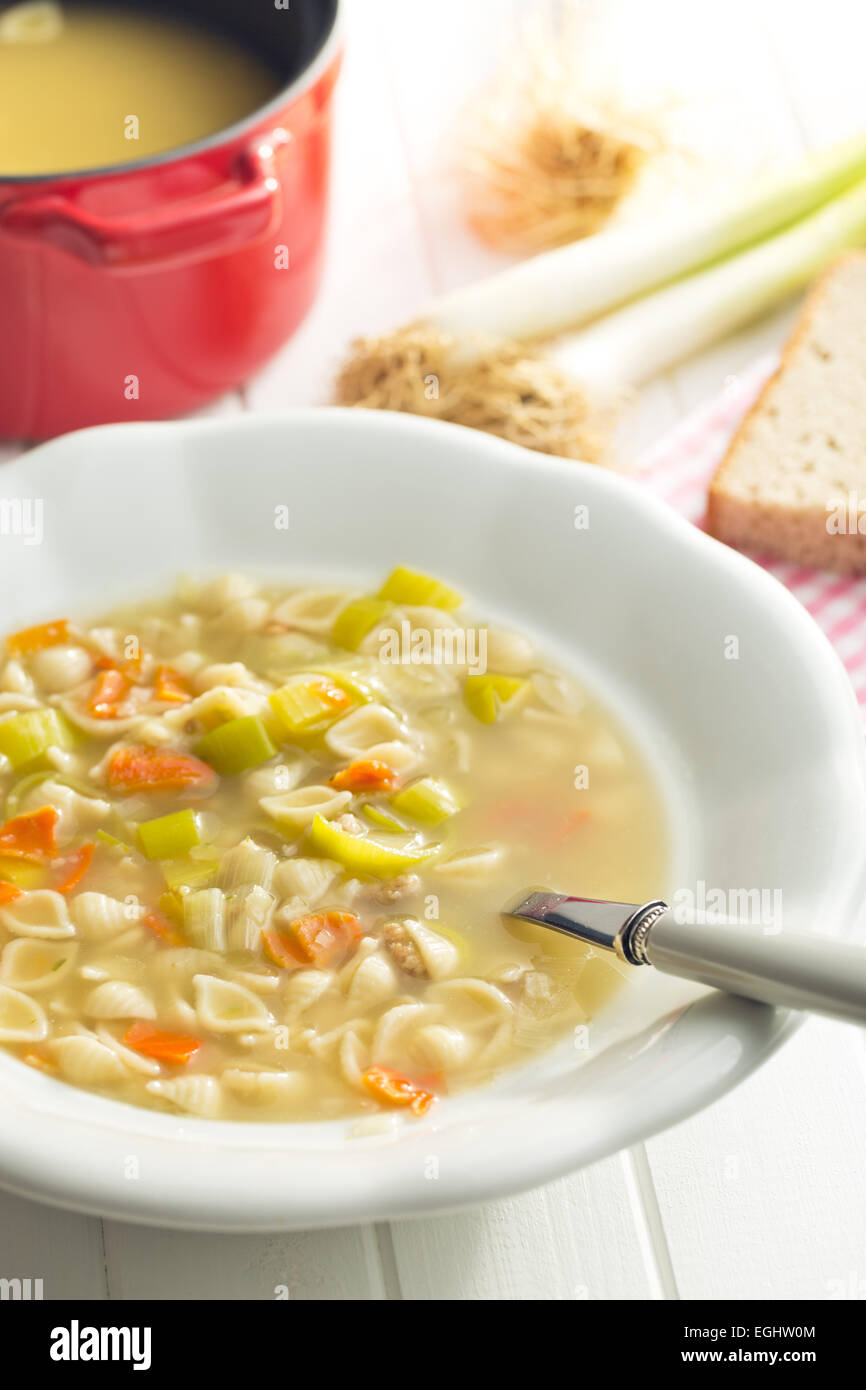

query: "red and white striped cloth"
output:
638 358 866 723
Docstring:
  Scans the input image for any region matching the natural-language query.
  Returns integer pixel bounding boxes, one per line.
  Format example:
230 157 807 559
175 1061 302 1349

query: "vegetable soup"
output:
0 570 667 1123
0 3 281 174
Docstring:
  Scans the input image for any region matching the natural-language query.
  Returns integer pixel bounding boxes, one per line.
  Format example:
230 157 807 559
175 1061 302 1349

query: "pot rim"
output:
0 0 343 187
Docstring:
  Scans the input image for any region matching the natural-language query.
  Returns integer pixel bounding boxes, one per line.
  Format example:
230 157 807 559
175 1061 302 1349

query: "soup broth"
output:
0 570 667 1123
0 4 281 174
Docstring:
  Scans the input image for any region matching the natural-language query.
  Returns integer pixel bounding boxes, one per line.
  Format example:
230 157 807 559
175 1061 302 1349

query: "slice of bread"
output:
707 251 866 574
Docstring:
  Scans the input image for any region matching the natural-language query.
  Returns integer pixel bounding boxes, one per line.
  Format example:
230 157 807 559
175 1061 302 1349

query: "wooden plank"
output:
101 1220 387 1301
0 1193 107 1301
390 1154 657 1301
646 1017 866 1299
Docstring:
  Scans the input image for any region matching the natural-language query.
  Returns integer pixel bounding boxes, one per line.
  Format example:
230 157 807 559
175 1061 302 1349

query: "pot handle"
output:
0 132 288 270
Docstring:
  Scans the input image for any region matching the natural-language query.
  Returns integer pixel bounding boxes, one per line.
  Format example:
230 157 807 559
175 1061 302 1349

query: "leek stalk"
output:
308 813 439 878
138 809 200 861
424 132 866 345
555 173 866 389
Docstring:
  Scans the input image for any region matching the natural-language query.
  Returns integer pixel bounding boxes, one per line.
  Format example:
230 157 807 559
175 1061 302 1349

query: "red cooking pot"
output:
0 0 342 440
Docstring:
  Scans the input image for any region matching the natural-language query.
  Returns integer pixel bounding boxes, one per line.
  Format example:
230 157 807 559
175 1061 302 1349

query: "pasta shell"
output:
372 1001 437 1067
146 1075 221 1117
284 968 335 1017
70 892 135 941
271 588 357 635
399 919 461 981
95 1026 160 1077
21 778 110 838
192 974 272 1033
222 1067 307 1106
243 759 308 801
0 985 48 1042
324 704 420 772
181 572 259 613
410 1023 474 1072
259 785 351 831
338 1028 370 1091
159 684 268 734
205 598 270 639
0 939 78 991
429 978 514 1020
433 846 503 878
343 950 399 1009
481 627 535 675
51 1034 127 1084
0 658 34 695
84 981 156 1020
0 890 75 940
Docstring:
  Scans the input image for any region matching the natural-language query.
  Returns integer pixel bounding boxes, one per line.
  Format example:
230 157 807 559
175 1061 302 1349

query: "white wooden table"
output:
3 0 866 1300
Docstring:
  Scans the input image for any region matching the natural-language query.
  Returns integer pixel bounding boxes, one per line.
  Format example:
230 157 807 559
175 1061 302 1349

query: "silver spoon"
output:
503 891 866 1026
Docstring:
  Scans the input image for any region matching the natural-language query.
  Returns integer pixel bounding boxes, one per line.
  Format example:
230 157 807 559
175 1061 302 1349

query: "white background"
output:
2 0 866 1299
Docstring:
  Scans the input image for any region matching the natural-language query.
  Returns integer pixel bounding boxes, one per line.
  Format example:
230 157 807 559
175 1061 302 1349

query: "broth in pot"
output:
0 3 281 174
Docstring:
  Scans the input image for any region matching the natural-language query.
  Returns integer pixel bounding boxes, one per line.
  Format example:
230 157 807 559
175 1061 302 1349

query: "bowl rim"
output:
1 406 864 1231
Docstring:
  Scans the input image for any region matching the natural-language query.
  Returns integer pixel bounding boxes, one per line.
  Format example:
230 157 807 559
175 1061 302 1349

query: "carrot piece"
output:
53 841 95 894
330 759 399 794
291 911 362 967
261 927 308 970
362 1065 436 1117
87 668 132 719
95 646 145 682
6 619 71 657
0 806 58 861
548 809 591 846
153 665 194 705
106 745 218 794
142 909 184 948
0 879 23 905
123 1021 202 1065
313 678 353 712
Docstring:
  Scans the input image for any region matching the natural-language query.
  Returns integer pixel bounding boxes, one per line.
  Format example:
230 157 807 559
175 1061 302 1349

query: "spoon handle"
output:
642 909 866 1026
503 892 866 1025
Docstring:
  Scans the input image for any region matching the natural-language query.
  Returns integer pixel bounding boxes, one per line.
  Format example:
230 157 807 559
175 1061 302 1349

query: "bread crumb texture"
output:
708 253 866 574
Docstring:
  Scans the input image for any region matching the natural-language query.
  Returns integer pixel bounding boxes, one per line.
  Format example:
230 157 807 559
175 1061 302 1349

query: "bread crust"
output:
706 250 866 574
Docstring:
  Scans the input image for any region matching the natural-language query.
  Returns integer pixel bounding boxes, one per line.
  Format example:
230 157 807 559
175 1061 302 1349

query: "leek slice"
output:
6 770 105 818
361 804 407 833
0 708 73 771
390 777 462 824
308 813 439 879
464 673 528 724
269 677 352 739
309 666 379 703
96 829 137 856
332 598 390 651
377 567 462 611
0 856 45 889
158 890 184 925
194 715 277 777
161 853 220 893
138 809 200 861
182 887 226 952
